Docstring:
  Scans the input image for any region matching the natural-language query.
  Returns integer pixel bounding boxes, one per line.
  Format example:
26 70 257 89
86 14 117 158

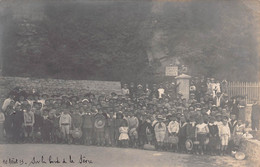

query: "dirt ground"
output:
0 144 255 167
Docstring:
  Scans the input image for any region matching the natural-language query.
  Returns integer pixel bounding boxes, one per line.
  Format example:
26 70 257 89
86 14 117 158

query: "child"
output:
105 110 115 146
23 107 35 143
195 117 209 155
138 116 152 147
33 108 43 143
208 116 219 155
128 111 139 148
214 113 223 154
154 115 166 151
71 109 83 144
94 109 106 146
119 120 129 148
218 117 231 156
42 109 52 143
232 120 245 148
48 109 59 143
115 112 124 146
186 116 197 154
0 111 5 143
178 116 187 153
167 114 179 152
82 108 94 145
4 106 14 143
59 109 72 144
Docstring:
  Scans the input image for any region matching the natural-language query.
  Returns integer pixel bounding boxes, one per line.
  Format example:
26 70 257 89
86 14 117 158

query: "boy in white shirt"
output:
195 118 209 155
167 115 179 151
218 117 231 155
59 109 72 144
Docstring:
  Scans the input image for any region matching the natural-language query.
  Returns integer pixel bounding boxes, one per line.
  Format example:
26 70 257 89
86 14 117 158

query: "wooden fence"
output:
227 82 260 104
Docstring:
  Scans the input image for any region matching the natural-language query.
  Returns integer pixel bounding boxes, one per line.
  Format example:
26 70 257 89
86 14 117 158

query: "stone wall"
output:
0 76 122 103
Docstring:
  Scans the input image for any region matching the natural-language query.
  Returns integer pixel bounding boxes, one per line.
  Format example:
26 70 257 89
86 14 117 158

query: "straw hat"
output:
71 128 82 139
185 139 193 151
235 152 246 160
157 115 165 120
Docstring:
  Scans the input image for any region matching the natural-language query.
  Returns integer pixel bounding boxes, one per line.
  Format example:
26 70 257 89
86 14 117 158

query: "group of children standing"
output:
0 84 252 156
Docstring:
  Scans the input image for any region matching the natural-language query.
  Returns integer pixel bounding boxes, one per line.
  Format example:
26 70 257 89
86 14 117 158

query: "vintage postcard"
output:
0 0 259 167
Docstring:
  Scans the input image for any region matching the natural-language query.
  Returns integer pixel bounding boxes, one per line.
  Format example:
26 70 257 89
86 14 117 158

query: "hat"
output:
215 112 222 117
71 128 82 139
82 99 89 103
70 95 79 101
212 105 218 110
222 114 229 120
94 116 106 128
111 92 117 96
137 84 143 89
185 139 193 151
62 95 69 98
209 116 216 121
235 152 246 160
157 115 164 120
42 93 49 97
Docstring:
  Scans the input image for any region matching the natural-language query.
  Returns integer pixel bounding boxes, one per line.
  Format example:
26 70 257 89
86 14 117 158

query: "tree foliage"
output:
1 0 259 82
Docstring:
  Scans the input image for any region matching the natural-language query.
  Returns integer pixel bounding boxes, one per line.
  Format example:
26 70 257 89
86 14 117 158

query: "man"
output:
251 100 260 131
2 94 15 112
214 92 223 107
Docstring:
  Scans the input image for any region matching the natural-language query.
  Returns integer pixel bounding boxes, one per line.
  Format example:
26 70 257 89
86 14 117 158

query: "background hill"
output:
0 0 258 82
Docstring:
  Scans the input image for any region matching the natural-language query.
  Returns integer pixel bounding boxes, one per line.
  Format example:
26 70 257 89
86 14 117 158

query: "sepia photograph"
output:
0 0 259 166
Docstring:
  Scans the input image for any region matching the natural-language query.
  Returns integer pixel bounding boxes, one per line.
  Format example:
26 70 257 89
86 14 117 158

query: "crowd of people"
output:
0 76 258 156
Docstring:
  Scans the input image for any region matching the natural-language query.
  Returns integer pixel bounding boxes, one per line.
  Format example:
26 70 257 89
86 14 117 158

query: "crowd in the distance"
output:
0 76 258 156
